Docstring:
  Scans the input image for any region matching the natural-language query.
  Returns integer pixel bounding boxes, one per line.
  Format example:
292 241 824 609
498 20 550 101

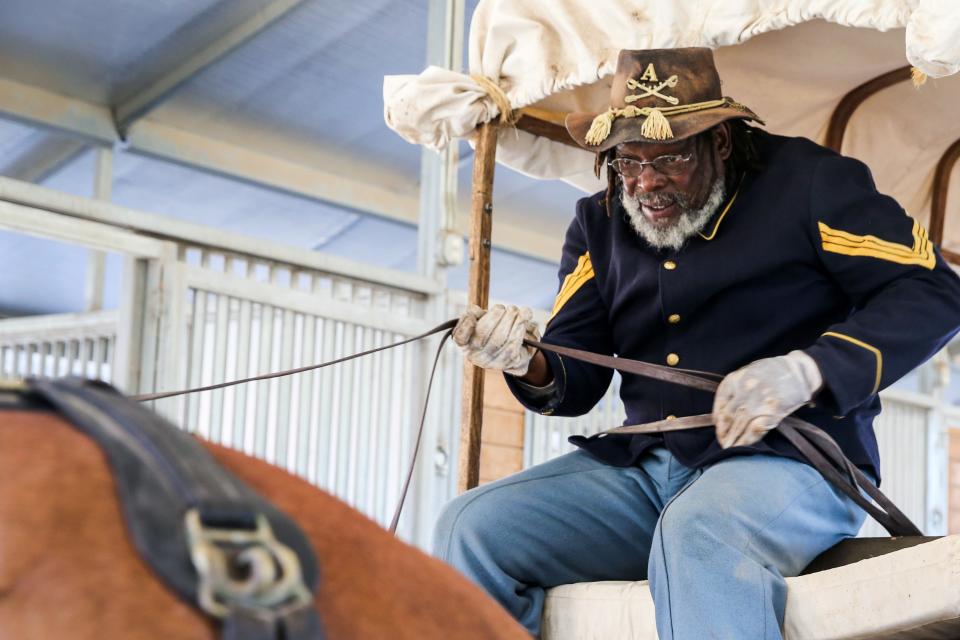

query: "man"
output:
435 48 960 639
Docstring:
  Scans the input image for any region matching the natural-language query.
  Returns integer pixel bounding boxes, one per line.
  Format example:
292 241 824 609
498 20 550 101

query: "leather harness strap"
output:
524 337 922 537
28 378 325 640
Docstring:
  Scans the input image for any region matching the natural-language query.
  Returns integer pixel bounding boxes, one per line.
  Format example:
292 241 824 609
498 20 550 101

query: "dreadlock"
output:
596 119 765 216
727 119 765 180
595 147 619 217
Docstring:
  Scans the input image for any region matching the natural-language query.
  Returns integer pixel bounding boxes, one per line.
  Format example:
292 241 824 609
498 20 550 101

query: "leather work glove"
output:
452 304 541 376
713 350 823 449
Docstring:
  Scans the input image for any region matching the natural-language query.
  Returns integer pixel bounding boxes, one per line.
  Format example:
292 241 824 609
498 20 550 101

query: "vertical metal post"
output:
925 352 951 535
113 255 147 393
410 0 465 547
85 147 112 311
416 0 463 282
155 244 188 423
114 239 180 400
458 121 498 494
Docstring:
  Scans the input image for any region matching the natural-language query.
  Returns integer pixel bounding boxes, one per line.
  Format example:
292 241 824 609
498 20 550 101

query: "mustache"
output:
630 191 693 209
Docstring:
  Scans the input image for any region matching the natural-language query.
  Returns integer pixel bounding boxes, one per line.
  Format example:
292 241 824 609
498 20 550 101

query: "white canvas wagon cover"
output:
384 0 960 250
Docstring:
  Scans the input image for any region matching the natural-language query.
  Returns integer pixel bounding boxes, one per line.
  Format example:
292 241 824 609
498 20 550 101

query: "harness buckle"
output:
184 508 313 619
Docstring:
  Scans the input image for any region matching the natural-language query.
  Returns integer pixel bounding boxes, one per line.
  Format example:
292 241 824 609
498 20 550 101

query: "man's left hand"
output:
713 351 823 449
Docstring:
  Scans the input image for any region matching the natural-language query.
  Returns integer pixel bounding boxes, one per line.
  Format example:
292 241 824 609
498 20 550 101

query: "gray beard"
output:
620 178 727 251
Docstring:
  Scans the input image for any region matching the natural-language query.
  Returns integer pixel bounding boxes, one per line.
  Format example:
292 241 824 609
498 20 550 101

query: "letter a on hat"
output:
640 64 658 82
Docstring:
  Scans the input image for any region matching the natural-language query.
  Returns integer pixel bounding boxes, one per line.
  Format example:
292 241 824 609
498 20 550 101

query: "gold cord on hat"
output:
910 67 927 88
585 98 732 145
470 74 521 125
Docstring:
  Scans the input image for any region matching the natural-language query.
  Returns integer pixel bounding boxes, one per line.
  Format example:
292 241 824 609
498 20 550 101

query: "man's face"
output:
615 124 732 251
616 130 723 228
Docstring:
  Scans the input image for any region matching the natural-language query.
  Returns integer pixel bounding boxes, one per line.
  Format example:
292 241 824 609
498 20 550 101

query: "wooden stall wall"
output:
950 428 960 534
479 369 526 484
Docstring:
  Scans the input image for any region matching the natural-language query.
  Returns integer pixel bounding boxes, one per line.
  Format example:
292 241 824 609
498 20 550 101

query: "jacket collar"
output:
698 178 743 241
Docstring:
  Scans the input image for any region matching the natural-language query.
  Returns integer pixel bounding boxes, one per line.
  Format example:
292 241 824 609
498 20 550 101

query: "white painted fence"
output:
861 391 931 536
0 309 117 381
167 247 433 532
0 176 448 545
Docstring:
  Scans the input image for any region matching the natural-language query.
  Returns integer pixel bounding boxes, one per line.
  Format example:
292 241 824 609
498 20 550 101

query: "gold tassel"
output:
585 110 616 146
640 108 673 140
911 67 928 88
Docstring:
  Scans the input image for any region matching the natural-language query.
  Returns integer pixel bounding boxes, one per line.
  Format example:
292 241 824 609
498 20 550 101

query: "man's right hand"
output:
452 304 541 377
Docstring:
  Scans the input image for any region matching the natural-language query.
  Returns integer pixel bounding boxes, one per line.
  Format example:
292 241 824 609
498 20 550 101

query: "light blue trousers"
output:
433 447 868 639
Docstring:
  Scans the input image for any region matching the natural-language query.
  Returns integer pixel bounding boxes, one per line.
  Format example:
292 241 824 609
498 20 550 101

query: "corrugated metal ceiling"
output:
148 0 430 177
0 0 273 103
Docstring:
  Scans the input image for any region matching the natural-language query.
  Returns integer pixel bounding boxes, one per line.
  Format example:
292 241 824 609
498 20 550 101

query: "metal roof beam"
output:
112 0 307 135
0 76 116 143
127 119 421 223
128 120 560 260
0 76 560 261
2 135 88 183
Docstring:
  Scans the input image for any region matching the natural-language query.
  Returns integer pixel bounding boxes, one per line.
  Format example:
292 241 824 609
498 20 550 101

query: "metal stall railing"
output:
0 309 118 380
861 390 931 536
0 176 446 544
165 246 433 531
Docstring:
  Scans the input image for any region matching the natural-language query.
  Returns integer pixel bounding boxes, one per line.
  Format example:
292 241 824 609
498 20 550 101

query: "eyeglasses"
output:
608 154 693 177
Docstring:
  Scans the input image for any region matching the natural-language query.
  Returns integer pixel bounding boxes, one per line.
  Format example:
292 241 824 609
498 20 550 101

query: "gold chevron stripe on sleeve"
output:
822 331 883 394
818 220 935 269
549 252 595 321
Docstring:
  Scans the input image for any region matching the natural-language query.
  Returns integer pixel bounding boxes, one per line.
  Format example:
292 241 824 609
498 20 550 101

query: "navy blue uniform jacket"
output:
506 133 960 482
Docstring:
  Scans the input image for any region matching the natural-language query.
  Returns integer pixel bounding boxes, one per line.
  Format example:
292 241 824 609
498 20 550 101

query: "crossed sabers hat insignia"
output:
625 75 679 105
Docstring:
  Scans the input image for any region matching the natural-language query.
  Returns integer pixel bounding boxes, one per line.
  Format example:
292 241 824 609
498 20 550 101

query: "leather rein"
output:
135 319 921 538
524 338 921 537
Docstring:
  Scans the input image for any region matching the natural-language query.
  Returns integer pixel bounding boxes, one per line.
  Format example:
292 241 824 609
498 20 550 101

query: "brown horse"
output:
0 406 528 639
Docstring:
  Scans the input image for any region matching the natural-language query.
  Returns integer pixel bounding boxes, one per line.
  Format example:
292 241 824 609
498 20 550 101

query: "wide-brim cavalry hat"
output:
566 48 763 152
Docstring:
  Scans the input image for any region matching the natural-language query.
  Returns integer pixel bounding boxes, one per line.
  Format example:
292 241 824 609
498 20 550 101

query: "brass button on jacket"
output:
666 353 680 366
668 313 681 324
663 260 677 270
